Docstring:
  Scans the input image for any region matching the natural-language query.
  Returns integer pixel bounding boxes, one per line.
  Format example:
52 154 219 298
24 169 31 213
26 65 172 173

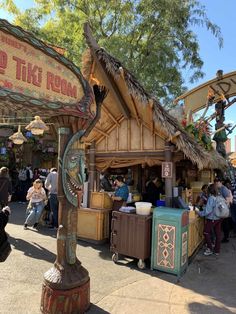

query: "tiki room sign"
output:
0 19 94 119
175 71 236 113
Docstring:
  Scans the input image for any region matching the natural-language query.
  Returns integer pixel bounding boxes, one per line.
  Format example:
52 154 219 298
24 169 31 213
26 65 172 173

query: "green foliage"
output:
1 0 223 105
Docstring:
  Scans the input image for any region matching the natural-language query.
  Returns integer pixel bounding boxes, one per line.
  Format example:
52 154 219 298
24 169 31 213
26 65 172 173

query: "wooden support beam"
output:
96 116 125 145
50 124 58 140
167 130 181 142
94 126 109 137
95 151 165 158
89 61 96 83
140 123 143 151
102 103 120 126
130 95 141 126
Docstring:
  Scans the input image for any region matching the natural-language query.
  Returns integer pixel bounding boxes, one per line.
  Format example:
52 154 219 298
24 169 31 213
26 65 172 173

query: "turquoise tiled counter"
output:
151 207 189 277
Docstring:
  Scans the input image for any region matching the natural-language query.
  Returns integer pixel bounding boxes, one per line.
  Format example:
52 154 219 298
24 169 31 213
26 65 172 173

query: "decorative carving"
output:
157 224 176 269
41 280 90 314
213 99 228 157
62 130 86 208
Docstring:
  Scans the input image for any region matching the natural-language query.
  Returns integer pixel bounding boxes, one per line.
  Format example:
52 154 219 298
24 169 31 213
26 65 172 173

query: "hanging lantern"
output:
9 125 27 145
25 116 49 135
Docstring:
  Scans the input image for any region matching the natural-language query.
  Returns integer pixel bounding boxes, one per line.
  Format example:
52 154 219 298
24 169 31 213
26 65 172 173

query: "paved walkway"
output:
0 203 236 314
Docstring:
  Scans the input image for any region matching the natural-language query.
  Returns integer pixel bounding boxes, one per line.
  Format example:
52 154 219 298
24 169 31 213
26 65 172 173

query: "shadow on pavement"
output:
78 240 112 261
188 302 235 313
79 235 236 309
9 236 56 262
86 304 110 313
8 202 27 226
179 240 236 309
8 202 57 237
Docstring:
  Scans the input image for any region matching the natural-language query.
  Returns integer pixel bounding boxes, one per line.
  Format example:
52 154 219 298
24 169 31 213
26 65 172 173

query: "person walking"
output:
25 164 33 190
24 179 47 230
44 168 58 229
196 184 222 256
0 167 12 209
18 167 27 203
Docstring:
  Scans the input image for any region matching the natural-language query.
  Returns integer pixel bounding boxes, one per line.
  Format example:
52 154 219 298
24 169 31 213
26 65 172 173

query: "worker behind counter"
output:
112 176 129 202
100 172 113 192
146 175 164 206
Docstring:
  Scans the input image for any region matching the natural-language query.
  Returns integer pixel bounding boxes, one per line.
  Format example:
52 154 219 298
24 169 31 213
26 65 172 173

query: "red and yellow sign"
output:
0 30 83 103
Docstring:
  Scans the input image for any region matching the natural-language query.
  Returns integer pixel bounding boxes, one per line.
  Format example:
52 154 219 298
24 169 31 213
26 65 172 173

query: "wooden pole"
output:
164 142 173 207
88 141 96 207
41 127 90 314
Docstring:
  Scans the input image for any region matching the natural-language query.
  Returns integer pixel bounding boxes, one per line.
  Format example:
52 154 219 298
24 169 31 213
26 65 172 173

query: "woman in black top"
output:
0 167 12 209
146 175 164 206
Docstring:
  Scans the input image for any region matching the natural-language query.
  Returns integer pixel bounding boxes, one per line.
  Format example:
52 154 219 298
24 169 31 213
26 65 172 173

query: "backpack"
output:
18 169 27 181
29 170 33 179
214 195 230 218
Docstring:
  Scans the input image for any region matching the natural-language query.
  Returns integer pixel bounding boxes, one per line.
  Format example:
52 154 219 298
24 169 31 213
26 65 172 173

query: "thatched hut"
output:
82 23 226 206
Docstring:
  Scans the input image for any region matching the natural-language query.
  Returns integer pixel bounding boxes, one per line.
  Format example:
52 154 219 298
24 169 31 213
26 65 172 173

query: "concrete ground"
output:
0 202 236 314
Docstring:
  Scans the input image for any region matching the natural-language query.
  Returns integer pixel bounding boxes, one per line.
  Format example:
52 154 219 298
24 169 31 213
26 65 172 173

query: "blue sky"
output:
1 0 236 150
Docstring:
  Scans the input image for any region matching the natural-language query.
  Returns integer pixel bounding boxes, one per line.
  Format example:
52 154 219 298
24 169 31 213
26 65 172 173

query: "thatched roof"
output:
83 23 226 170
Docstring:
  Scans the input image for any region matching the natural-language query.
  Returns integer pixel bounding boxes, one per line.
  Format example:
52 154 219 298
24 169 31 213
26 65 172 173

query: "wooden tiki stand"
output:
40 127 90 313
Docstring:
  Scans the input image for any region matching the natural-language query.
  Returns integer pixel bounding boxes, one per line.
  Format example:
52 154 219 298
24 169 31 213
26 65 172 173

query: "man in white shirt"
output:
45 168 58 229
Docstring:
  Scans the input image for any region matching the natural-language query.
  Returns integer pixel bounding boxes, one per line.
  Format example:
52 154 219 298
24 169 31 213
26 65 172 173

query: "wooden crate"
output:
188 216 204 257
90 192 113 209
77 207 112 242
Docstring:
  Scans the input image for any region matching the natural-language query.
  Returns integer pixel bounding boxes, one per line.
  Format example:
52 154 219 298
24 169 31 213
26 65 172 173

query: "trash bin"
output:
151 207 189 277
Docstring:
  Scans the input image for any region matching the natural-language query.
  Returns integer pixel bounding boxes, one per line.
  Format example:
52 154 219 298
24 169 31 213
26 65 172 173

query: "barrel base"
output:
41 278 90 314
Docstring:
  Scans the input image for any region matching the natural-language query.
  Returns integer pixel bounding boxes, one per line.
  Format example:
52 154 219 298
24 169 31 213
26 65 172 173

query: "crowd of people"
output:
0 165 58 233
195 177 236 256
1 163 236 262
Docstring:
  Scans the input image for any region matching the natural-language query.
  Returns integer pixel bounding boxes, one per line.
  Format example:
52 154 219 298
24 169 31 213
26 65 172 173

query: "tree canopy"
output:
0 0 223 105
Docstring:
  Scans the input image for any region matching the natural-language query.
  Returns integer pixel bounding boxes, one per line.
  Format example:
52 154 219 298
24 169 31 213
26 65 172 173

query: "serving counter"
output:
188 211 204 257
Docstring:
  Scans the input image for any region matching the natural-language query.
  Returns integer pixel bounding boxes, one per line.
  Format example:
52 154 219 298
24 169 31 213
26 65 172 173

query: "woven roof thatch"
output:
83 23 226 170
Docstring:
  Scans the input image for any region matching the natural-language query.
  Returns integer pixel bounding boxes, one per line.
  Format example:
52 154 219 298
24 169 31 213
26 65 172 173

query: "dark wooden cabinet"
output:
110 211 152 269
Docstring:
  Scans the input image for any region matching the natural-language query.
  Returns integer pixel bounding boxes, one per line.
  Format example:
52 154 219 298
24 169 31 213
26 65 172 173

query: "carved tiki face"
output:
62 132 86 207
